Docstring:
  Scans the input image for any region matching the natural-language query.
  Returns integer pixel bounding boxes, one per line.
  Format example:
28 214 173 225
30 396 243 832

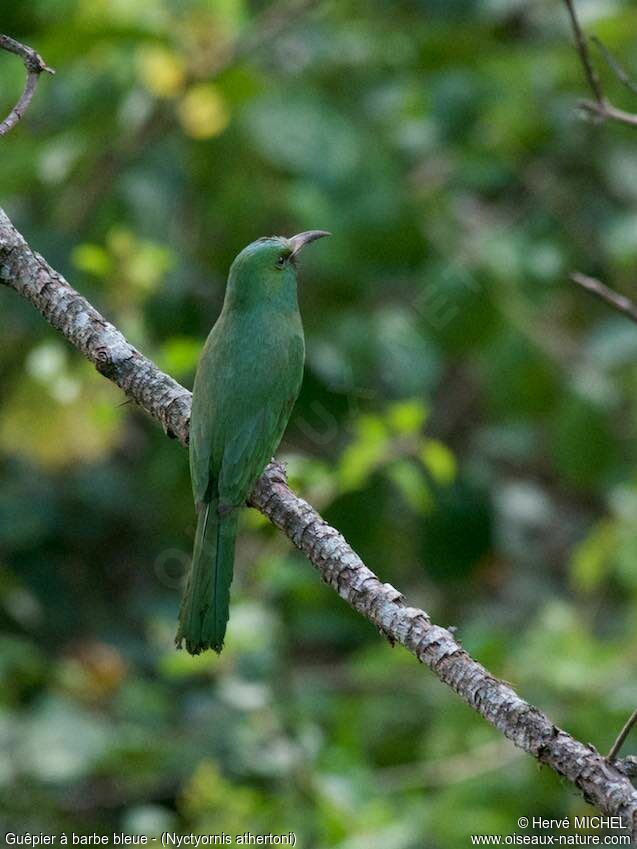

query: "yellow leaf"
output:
136 45 186 99
107 226 135 256
0 375 121 467
178 84 230 139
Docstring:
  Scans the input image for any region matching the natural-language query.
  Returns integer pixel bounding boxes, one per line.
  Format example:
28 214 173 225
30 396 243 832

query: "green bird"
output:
176 230 330 655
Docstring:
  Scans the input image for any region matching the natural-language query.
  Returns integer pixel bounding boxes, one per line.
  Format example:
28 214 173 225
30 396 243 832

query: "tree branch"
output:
563 0 604 105
592 35 637 98
1 208 637 832
0 35 54 136
562 0 637 128
569 271 637 779
570 271 637 324
619 757 637 779
610 710 637 763
578 99 637 129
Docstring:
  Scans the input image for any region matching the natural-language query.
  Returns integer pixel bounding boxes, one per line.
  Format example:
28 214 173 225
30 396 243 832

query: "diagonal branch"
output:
592 35 637 98
570 271 637 324
610 710 637 763
0 35 54 136
1 207 636 832
578 99 637 129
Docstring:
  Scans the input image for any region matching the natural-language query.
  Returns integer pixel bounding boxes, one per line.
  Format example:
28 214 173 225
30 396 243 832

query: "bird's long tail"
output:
176 501 238 655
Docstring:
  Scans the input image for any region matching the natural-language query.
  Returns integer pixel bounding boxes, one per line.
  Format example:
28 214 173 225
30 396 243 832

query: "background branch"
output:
570 271 637 324
569 265 637 777
563 0 604 105
562 0 637 127
592 35 637 98
562 0 637 773
610 710 637 763
0 35 54 136
1 207 636 832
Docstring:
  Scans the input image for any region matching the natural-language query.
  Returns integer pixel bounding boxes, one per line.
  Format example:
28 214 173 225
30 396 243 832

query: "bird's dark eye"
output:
275 254 286 269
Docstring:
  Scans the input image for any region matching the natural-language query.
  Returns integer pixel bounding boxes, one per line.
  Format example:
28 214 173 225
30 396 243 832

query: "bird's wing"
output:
191 313 304 510
189 340 219 507
217 394 296 508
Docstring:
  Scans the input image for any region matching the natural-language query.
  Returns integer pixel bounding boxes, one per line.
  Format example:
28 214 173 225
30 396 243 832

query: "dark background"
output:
1 0 637 844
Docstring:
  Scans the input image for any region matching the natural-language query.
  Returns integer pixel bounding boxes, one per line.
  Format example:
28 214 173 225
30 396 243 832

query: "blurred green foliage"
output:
2 0 637 845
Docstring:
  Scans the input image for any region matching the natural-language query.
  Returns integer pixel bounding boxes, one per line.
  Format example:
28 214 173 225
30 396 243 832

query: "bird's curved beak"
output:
288 230 331 257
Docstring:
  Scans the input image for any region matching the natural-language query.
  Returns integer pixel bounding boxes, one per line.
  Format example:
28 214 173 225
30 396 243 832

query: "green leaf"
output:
338 415 389 492
386 399 427 434
570 520 615 593
387 460 432 513
420 439 456 485
71 243 112 277
157 336 202 378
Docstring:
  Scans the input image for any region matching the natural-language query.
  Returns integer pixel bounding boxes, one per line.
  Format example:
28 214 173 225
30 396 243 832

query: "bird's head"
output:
227 230 330 306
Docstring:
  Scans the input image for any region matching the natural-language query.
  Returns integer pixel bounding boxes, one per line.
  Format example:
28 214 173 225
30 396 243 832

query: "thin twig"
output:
609 709 637 762
592 35 637 97
563 0 604 104
0 35 54 136
562 0 637 128
578 99 637 128
570 271 637 324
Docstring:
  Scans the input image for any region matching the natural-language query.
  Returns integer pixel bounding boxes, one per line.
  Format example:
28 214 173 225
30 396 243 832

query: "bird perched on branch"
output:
176 230 330 655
